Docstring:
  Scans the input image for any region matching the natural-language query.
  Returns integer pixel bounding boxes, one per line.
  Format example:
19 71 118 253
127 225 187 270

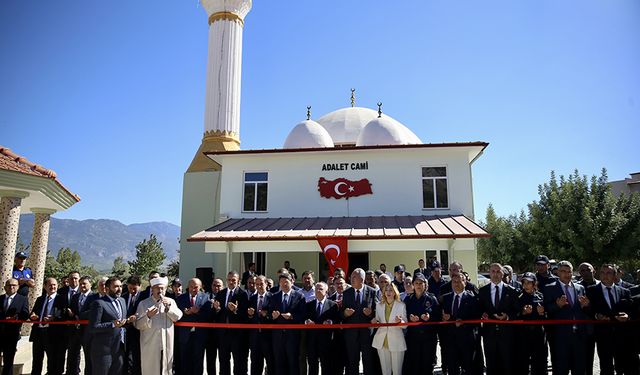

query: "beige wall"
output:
265 252 319 281
369 251 425 274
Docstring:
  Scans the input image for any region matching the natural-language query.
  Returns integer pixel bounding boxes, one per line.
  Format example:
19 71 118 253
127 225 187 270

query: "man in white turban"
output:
135 276 183 375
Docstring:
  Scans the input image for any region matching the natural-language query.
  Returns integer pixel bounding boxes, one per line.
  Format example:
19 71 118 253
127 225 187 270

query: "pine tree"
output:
128 234 166 278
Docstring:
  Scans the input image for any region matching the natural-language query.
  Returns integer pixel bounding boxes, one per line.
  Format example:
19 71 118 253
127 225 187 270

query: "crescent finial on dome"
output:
377 102 383 118
306 106 311 120
350 88 356 107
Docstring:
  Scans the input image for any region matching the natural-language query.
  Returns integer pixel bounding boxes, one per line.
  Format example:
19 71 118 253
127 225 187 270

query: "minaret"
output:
180 0 252 284
188 0 252 171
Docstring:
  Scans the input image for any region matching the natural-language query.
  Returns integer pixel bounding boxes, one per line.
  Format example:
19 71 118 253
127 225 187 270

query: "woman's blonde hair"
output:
381 283 401 303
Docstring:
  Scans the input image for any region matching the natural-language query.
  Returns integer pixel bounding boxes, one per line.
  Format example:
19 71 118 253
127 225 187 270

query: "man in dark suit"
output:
1 278 30 375
329 276 349 375
58 270 81 374
437 261 481 374
413 258 427 277
544 260 591 375
29 277 66 375
341 268 378 375
211 271 249 375
247 275 274 375
587 263 638 375
121 275 142 375
67 276 93 375
304 281 339 375
176 277 210 375
268 272 306 375
81 277 107 375
241 262 256 288
88 276 131 375
478 263 520 375
441 273 481 375
206 277 224 375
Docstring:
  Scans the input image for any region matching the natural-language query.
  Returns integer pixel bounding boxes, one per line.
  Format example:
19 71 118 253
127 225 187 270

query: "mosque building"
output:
179 0 489 286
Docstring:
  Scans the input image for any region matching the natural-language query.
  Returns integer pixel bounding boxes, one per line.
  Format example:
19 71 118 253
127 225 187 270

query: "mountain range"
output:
17 214 180 271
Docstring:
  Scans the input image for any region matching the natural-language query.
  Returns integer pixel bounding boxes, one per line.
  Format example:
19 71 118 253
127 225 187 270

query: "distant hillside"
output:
18 215 180 271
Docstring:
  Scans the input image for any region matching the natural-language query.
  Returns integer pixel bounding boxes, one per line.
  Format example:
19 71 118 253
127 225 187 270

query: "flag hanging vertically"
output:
317 237 349 276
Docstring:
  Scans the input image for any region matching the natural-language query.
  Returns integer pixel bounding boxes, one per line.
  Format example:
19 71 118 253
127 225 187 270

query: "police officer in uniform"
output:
403 273 441 375
516 272 548 375
12 251 35 296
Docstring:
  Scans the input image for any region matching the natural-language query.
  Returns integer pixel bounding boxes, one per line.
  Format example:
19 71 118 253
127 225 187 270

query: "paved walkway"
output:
7 335 599 375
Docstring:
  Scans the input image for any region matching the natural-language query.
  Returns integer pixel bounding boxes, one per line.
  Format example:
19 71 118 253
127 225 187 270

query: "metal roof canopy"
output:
188 215 489 242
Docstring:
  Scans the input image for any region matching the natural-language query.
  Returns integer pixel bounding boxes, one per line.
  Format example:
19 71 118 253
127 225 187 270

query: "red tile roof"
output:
188 215 489 241
0 146 80 202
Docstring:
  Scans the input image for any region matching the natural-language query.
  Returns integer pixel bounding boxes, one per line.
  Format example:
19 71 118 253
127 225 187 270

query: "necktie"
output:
564 284 573 307
114 299 123 320
606 287 615 309
40 297 53 326
191 296 195 307
357 289 361 305
452 294 460 319
317 302 322 318
258 295 263 311
4 296 10 311
337 293 342 302
494 285 500 307
79 294 85 309
282 294 288 311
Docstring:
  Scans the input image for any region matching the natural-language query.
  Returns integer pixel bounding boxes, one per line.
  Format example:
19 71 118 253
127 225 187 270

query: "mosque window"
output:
422 167 448 209
243 172 268 212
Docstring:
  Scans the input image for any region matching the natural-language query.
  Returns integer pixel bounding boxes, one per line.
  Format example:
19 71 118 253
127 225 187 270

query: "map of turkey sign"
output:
317 177 373 199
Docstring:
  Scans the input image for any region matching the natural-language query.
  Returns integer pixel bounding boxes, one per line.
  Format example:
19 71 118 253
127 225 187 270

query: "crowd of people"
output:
2 252 640 375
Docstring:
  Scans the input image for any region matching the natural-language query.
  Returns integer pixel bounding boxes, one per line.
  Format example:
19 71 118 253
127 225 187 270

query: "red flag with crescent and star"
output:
318 177 373 199
317 237 349 276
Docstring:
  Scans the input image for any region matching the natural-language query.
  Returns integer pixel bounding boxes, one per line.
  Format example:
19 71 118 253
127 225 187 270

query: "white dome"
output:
356 115 423 146
316 107 379 145
283 120 335 149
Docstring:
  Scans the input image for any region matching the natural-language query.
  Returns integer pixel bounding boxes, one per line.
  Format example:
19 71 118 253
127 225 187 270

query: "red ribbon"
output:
1 318 636 329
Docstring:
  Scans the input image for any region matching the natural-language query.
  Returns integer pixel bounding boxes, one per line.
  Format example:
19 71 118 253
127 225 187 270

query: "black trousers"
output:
343 328 374 375
66 328 83 375
250 330 274 375
124 327 141 375
551 329 587 375
330 330 347 375
517 326 548 375
32 329 65 375
179 331 206 375
272 329 301 375
217 329 249 375
206 330 219 375
1 338 19 375
404 329 438 375
307 331 333 375
482 325 514 375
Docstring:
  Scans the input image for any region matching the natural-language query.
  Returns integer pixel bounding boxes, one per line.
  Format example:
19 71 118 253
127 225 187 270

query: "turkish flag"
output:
317 177 373 199
317 237 349 276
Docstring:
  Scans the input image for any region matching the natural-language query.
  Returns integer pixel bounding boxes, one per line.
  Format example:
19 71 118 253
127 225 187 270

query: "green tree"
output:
44 250 60 280
129 234 166 278
481 169 640 272
112 256 130 279
165 257 179 279
43 247 82 280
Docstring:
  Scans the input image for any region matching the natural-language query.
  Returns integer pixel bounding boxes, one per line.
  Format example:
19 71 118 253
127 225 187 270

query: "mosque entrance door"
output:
319 252 369 281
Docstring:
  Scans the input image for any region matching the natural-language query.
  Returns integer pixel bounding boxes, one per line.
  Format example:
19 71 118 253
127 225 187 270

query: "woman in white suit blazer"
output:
371 283 407 375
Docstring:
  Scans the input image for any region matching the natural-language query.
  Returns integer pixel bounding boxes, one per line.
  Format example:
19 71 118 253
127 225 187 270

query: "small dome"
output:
316 107 379 145
283 120 335 149
356 115 423 146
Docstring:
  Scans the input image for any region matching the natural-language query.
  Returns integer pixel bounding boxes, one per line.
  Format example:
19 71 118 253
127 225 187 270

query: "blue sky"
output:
1 0 638 226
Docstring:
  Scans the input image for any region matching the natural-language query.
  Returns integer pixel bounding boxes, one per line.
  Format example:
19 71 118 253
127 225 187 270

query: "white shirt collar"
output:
491 281 504 288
